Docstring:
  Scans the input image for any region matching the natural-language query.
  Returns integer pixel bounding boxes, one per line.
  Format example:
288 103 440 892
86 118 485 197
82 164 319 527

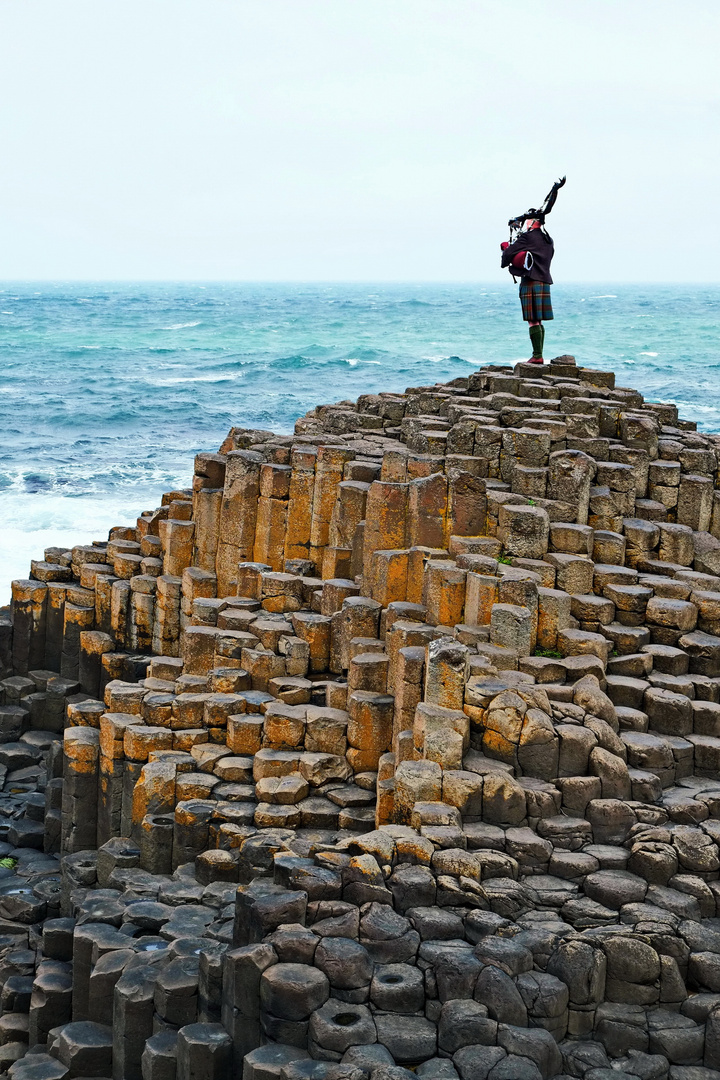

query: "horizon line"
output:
0 279 717 286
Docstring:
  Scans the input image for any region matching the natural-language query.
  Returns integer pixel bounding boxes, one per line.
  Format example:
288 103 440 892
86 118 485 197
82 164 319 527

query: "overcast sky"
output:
0 1 717 282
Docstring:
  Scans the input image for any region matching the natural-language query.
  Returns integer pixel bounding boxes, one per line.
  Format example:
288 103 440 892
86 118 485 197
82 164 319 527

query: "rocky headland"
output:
2 357 720 1080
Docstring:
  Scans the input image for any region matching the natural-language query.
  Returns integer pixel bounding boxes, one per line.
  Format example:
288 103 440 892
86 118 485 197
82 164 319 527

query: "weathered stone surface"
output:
8 360 720 1080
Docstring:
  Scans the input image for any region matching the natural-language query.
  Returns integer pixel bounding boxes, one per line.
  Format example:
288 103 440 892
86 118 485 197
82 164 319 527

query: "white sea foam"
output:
676 402 720 413
0 493 155 601
640 352 659 357
146 373 236 386
160 321 202 330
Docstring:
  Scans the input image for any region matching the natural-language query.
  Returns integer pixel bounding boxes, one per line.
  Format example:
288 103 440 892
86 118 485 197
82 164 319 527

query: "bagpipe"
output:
507 176 566 245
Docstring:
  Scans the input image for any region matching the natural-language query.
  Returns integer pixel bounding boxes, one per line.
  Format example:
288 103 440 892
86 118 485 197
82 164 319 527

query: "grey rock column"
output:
176 1023 232 1080
72 923 127 1022
11 579 47 676
43 776 63 854
139 812 174 876
42 918 75 962
98 711 144 846
79 630 114 698
172 800 215 870
45 674 80 733
0 615 12 679
96 835 141 888
61 727 99 856
113 964 161 1080
54 1019 113 1078
95 573 118 636
87 947 135 1027
60 603 95 680
142 1030 179 1080
59 850 97 916
28 960 73 1046
46 582 68 671
155 956 200 1028
198 942 227 1024
221 943 277 1069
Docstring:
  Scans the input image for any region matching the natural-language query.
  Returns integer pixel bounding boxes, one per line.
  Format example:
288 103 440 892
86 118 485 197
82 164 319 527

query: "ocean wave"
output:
145 373 239 386
395 299 436 307
160 321 202 330
269 354 317 370
421 354 468 364
640 352 659 357
675 403 720 414
0 487 188 595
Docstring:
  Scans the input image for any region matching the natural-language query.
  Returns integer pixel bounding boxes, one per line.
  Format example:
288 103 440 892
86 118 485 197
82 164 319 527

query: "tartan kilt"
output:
519 281 553 322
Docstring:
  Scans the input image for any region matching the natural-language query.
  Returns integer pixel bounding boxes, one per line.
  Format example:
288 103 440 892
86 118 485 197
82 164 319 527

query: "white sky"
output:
0 0 717 282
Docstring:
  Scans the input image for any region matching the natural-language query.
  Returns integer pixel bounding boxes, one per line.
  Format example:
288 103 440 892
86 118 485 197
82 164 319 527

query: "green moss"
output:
0 857 17 869
498 555 513 565
534 647 563 659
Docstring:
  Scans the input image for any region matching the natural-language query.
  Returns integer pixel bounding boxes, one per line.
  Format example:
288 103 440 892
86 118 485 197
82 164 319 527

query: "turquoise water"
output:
0 281 718 599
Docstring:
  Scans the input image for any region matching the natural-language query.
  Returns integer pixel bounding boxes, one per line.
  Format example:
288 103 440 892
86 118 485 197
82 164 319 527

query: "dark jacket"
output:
501 227 554 284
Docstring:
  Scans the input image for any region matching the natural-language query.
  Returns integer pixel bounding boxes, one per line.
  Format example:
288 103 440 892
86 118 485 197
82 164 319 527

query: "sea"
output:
0 281 718 602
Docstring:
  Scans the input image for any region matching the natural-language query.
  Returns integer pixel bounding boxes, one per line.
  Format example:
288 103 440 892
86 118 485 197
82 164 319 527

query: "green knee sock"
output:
529 325 543 359
540 324 545 352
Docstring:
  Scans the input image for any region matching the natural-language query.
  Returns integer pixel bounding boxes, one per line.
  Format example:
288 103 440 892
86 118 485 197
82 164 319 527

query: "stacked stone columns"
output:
254 462 291 571
362 480 409 599
12 357 720 1078
325 478 369 579
309 444 353 572
215 450 262 594
193 451 227 572
78 629 114 698
98 711 144 845
153 575 182 657
284 446 317 565
11 580 47 675
180 566 217 641
61 726 99 854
